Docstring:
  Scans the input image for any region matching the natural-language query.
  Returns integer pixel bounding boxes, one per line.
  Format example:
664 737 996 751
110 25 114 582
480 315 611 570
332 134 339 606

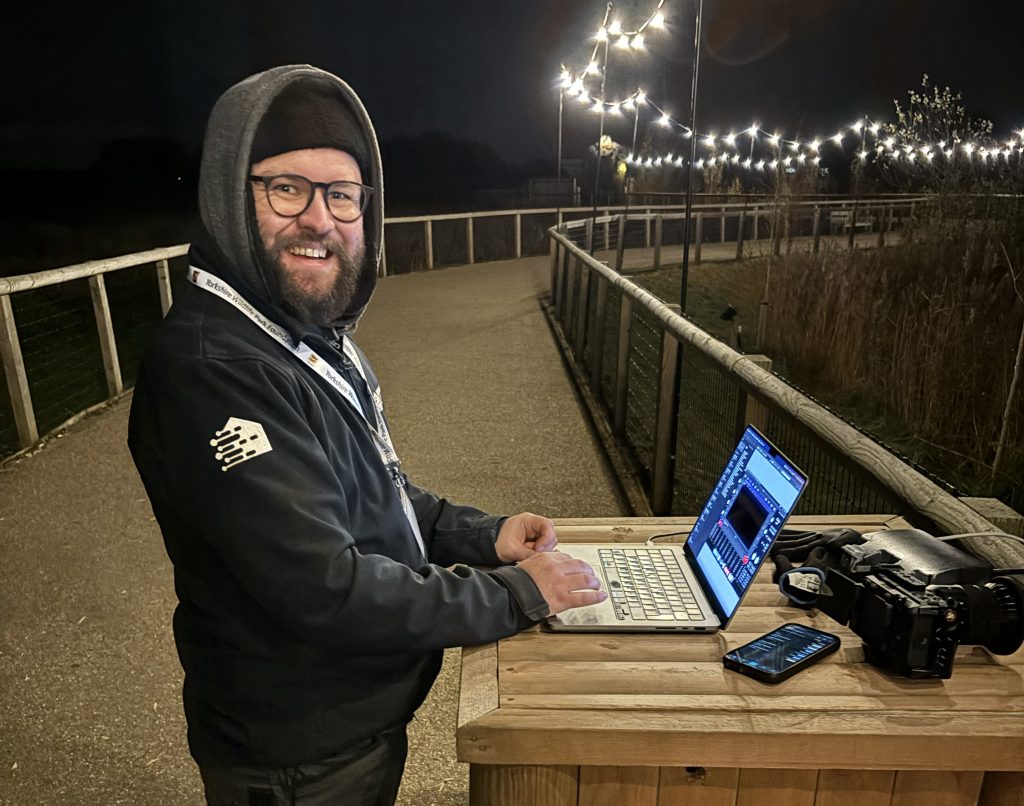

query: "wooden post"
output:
589 275 608 391
424 220 434 270
695 212 703 264
562 255 577 330
88 274 123 397
614 216 627 272
466 217 475 264
812 206 822 254
613 296 632 438
0 294 39 448
515 213 522 259
651 317 681 515
960 497 1024 537
585 218 594 253
653 215 663 270
604 219 611 251
735 355 773 441
549 240 559 305
878 206 888 248
644 211 651 248
753 208 760 241
719 207 726 242
735 210 746 260
155 259 174 316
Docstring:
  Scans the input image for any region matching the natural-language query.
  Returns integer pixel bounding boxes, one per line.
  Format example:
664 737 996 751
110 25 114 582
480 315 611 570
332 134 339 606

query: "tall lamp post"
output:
655 0 705 516
590 2 613 232
677 0 704 313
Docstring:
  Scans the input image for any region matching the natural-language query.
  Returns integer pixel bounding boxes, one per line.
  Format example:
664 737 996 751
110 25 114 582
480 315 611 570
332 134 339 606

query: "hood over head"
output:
194 64 383 333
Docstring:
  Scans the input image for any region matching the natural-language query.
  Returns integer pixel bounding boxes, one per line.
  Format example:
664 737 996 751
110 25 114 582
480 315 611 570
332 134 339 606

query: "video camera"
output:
771 528 1024 679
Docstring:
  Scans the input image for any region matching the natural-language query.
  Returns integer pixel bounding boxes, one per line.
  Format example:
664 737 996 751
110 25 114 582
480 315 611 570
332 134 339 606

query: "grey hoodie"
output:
196 63 382 333
128 65 547 767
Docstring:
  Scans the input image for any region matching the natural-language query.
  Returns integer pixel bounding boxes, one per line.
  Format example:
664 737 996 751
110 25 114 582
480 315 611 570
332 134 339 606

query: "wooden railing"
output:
6 198 893 456
547 213 1024 570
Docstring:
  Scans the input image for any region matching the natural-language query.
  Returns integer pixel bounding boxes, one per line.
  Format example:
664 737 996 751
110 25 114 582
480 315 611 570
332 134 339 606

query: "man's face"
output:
250 147 367 326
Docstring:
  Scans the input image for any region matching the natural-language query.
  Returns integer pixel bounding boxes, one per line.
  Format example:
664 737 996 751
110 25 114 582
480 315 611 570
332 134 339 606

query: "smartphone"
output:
723 623 840 683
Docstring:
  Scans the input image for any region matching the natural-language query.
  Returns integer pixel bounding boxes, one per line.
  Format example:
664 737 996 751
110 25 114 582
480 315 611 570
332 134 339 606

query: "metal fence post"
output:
877 206 887 248
604 219 611 251
585 218 594 253
720 207 726 243
614 216 627 272
0 294 39 448
651 317 681 515
735 355 773 441
653 215 663 270
812 206 822 254
515 213 522 259
695 212 703 264
735 210 746 261
88 274 123 397
424 220 434 270
156 258 174 316
753 208 760 241
466 217 475 264
644 211 651 248
613 295 632 438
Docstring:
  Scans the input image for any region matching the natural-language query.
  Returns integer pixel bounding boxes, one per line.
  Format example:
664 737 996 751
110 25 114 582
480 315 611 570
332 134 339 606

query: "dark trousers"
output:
199 729 408 806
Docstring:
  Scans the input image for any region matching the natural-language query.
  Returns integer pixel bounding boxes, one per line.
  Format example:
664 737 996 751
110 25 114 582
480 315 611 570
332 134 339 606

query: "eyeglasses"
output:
249 174 374 223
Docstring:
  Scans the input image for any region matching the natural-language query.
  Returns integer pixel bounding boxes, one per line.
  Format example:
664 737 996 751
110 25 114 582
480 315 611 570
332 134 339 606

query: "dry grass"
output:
764 194 1024 510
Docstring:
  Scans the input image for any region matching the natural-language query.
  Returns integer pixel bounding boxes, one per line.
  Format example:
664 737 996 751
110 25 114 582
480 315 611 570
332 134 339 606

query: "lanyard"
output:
188 266 426 560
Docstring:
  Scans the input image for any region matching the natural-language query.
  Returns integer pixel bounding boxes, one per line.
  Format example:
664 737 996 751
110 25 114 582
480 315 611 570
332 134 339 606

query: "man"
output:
127 64 605 805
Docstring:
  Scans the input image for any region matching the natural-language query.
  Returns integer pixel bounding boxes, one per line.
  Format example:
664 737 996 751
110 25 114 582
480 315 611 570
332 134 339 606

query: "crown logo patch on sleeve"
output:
210 417 273 471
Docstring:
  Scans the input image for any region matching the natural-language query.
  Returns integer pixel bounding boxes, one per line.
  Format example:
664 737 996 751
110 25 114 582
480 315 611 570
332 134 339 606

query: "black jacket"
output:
127 65 547 767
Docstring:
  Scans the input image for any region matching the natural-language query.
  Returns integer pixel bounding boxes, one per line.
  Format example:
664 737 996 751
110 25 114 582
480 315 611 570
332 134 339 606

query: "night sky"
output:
5 0 1023 179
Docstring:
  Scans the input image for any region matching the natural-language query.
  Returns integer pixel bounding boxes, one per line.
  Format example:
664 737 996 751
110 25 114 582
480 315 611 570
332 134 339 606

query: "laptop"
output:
545 425 807 633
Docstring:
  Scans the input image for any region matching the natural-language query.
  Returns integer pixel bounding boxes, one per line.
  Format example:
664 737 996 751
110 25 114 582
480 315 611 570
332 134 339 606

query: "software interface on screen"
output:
685 429 806 617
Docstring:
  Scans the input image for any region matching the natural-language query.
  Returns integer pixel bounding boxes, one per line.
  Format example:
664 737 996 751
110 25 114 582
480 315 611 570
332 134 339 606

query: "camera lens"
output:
938 574 1024 656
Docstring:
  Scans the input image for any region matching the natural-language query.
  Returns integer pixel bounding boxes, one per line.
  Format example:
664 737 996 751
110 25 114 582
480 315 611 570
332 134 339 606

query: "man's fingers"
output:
564 571 602 591
569 589 608 607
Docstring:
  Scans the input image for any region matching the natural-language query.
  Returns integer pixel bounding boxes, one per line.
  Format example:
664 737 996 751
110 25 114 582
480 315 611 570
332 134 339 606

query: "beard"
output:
262 234 366 327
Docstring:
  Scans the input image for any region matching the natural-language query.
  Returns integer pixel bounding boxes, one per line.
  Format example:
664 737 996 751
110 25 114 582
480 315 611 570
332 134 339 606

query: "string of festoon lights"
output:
558 2 1023 174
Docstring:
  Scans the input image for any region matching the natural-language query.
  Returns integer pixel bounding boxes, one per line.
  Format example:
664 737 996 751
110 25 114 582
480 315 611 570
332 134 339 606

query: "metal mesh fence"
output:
384 221 430 274
598 285 622 413
671 346 742 514
623 305 661 479
580 270 601 373
763 409 908 517
12 279 108 437
106 264 166 389
0 351 17 456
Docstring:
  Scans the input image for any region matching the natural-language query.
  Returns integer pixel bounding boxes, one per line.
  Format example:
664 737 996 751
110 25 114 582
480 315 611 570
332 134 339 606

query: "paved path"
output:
0 255 624 805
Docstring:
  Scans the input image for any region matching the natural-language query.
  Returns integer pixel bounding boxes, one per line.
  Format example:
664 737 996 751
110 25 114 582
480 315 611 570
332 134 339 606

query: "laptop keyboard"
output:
598 547 706 621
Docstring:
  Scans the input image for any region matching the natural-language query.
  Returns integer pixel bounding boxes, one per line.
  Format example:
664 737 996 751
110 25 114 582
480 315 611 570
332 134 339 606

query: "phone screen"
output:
724 623 839 682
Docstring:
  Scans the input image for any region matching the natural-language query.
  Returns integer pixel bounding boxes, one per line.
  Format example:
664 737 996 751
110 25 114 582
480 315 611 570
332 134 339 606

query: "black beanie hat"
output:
250 78 371 175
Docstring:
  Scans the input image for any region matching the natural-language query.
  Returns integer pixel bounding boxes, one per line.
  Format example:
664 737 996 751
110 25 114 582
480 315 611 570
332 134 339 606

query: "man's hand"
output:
517 551 607 615
495 512 558 563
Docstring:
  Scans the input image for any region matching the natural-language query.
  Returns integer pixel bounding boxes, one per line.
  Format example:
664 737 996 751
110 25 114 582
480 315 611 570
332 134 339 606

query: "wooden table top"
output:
457 516 1024 772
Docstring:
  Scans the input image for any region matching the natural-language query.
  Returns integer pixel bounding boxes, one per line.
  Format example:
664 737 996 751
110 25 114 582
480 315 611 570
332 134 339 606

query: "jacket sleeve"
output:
139 353 548 653
404 481 505 567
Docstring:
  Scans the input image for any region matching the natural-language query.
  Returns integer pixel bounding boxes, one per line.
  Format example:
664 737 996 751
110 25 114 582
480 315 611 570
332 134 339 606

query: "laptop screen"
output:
684 426 807 626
